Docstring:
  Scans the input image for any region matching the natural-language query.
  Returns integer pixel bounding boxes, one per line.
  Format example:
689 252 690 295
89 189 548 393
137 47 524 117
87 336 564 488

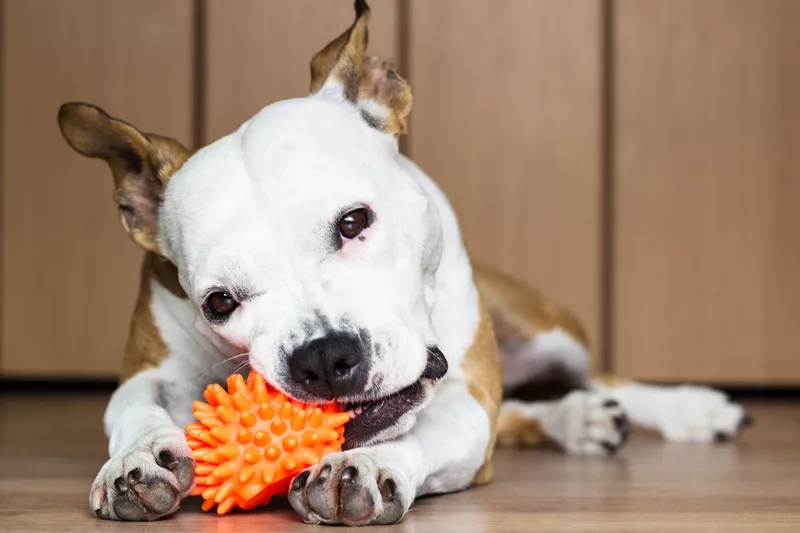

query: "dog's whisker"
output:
211 352 250 371
196 352 251 383
230 360 251 376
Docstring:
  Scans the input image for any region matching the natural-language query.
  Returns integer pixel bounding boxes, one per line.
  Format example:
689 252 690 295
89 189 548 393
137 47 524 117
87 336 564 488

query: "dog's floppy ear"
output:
310 0 412 137
57 102 190 254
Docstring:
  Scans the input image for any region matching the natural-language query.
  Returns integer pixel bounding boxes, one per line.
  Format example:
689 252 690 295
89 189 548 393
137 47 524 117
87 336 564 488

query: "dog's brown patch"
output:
146 253 186 299
496 409 547 447
461 297 503 486
592 373 633 389
474 263 589 347
121 254 169 381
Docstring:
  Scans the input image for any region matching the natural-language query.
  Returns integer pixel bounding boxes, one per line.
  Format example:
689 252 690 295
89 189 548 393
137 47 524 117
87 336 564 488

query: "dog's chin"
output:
339 378 434 449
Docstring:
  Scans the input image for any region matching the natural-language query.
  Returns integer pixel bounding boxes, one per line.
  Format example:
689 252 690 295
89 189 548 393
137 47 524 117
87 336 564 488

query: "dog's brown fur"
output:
475 264 589 347
462 298 503 485
120 254 186 382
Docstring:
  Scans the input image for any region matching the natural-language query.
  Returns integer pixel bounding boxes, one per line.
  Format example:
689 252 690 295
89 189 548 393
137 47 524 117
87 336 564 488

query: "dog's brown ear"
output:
57 102 190 254
310 0 412 137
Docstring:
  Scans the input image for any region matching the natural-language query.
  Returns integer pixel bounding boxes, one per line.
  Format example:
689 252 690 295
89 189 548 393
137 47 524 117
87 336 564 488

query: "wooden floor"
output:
0 393 798 532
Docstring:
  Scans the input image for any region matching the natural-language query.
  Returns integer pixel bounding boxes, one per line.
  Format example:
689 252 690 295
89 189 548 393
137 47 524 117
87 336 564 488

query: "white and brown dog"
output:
58 1 751 525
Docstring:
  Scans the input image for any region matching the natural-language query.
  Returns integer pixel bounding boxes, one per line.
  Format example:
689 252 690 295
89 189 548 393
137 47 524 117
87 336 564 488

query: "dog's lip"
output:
337 378 422 414
339 377 426 449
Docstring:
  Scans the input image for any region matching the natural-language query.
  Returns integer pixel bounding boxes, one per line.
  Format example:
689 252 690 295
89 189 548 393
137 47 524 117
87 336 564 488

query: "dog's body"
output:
58 2 750 525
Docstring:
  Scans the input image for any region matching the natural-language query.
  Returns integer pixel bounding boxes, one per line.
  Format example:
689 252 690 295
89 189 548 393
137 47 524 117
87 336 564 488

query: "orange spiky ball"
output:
186 372 350 515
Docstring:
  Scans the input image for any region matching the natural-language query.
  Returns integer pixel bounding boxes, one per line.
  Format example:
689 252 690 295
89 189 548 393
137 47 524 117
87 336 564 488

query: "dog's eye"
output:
338 208 369 240
204 291 238 320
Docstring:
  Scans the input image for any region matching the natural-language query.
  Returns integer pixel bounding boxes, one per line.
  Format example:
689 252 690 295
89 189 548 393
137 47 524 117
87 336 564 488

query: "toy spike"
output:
186 371 350 515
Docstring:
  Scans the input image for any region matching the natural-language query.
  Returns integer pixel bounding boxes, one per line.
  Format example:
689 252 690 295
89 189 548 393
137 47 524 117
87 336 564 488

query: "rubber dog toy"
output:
187 372 350 515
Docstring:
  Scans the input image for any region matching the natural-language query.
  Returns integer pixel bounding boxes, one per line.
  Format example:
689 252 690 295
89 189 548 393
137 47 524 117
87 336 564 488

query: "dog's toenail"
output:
317 464 332 482
126 467 142 485
113 476 127 493
714 431 731 443
292 471 311 491
381 478 397 501
341 466 358 483
613 414 628 431
740 414 754 428
601 441 618 455
94 504 110 520
620 423 631 444
602 399 620 409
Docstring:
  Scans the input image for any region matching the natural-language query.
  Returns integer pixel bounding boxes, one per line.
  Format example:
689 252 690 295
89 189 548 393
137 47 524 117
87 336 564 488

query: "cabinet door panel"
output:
204 0 399 143
409 0 603 361
613 0 800 383
1 0 195 378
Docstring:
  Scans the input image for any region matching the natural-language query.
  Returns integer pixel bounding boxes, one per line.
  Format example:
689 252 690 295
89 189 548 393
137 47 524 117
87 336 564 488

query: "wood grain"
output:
612 0 800 384
1 393 797 531
408 0 604 364
203 0 399 143
0 0 195 378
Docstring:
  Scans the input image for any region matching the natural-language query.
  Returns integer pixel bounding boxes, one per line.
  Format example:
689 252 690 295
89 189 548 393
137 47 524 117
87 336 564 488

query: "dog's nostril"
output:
300 370 319 384
333 361 355 377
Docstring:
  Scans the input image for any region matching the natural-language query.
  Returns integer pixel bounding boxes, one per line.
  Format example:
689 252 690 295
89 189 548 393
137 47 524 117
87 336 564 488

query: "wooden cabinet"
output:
0 0 195 378
408 0 604 366
1 0 798 384
612 0 800 384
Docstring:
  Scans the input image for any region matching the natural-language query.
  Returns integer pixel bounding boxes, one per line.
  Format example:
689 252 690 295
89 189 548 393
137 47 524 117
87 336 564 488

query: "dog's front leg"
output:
288 377 491 526
89 368 194 521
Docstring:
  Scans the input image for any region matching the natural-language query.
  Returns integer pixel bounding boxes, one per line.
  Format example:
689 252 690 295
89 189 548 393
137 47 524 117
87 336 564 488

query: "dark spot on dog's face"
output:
360 109 384 131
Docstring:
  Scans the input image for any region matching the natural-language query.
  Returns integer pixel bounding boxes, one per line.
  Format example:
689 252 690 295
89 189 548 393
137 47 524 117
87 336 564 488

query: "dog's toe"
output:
289 451 408 525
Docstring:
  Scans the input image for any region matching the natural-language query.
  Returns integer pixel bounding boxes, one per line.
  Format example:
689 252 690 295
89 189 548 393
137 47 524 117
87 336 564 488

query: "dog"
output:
57 1 751 525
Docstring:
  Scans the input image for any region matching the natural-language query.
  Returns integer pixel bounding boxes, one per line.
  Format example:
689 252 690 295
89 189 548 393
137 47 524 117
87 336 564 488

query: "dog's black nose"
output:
288 333 368 400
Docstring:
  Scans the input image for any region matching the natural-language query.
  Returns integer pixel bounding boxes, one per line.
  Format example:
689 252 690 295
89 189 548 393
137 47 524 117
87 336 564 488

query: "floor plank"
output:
0 393 798 532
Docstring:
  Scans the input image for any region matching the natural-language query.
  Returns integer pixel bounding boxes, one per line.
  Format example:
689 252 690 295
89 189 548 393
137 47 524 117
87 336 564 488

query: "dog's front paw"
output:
288 451 409 526
541 390 630 456
657 386 752 443
89 428 194 521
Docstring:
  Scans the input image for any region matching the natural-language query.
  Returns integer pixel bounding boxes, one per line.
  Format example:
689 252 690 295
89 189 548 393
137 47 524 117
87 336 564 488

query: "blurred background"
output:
0 0 797 388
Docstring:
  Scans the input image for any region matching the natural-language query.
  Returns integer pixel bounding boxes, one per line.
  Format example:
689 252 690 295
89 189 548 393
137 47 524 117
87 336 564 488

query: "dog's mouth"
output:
338 347 448 449
339 379 427 449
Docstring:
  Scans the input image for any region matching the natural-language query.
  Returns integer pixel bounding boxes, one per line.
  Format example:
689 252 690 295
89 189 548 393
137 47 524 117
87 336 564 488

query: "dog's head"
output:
58 1 449 447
